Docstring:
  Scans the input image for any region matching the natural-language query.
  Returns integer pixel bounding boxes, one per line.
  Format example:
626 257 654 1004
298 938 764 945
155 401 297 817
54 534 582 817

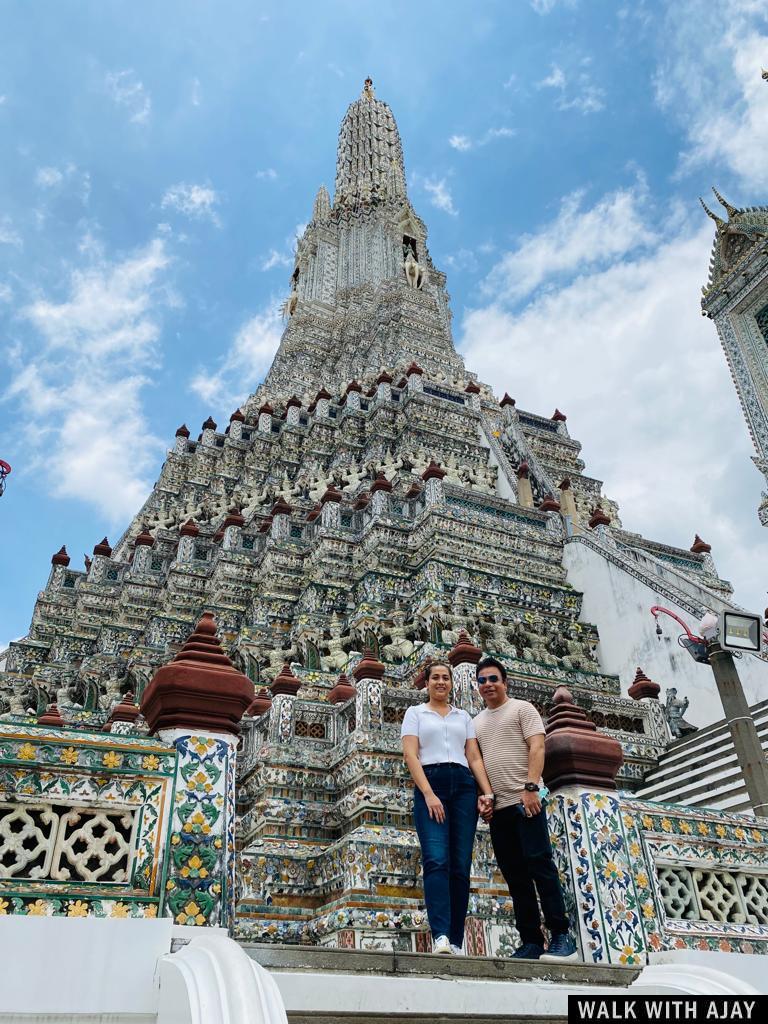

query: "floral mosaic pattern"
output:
548 790 768 964
622 797 768 956
162 734 235 929
0 722 175 912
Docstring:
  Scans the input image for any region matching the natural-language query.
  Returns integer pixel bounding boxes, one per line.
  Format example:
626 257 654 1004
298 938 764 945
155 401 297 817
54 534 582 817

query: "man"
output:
473 656 578 961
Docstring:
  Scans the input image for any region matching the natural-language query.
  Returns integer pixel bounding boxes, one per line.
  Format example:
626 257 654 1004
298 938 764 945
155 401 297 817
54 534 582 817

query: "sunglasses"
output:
477 674 502 684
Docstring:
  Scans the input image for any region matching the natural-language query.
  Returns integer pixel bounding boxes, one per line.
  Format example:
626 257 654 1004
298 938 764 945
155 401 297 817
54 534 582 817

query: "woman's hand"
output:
478 795 494 821
425 792 445 823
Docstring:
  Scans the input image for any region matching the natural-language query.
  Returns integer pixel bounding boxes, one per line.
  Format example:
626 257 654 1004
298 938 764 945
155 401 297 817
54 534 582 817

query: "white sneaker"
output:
450 944 464 956
433 935 452 955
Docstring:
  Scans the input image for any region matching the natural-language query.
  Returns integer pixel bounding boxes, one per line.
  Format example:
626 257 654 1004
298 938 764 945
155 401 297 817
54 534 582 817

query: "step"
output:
287 1014 565 1024
243 944 639 987
243 944 640 1021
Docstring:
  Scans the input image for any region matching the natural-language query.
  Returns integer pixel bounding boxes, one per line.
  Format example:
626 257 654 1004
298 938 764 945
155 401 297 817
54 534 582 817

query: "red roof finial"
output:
588 504 611 529
544 686 623 791
271 663 301 696
538 494 561 513
328 672 356 705
690 534 712 554
352 648 385 681
51 545 70 567
38 702 64 727
140 613 254 735
627 667 661 701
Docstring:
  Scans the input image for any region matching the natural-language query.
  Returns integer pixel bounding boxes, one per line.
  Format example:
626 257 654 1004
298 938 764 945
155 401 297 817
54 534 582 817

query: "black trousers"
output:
489 802 570 947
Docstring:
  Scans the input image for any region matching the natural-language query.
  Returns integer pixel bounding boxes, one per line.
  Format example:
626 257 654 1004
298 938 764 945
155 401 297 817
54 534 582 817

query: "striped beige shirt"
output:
474 698 545 810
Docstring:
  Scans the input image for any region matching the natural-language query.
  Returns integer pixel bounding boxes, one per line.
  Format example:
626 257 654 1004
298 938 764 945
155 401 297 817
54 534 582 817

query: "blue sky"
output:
1 0 768 649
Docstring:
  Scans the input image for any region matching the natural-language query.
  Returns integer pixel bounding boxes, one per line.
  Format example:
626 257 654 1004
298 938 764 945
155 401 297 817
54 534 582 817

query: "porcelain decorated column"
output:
141 613 254 931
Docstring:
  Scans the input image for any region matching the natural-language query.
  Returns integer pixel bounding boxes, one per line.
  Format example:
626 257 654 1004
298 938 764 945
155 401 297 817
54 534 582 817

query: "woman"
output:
401 659 494 955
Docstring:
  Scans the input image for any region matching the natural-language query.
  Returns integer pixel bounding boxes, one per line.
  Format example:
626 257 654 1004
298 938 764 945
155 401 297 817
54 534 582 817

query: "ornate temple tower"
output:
255 77 464 401
700 189 768 525
5 80 766 955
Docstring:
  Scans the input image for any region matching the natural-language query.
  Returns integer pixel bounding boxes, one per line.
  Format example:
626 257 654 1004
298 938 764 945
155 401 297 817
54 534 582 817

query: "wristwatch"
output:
523 782 539 793
482 793 496 802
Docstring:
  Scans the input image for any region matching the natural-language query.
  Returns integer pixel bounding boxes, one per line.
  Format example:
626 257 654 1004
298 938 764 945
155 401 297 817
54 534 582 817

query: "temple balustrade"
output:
0 719 176 920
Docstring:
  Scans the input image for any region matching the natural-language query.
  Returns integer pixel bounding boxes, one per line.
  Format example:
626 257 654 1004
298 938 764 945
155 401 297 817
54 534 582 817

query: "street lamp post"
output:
706 639 768 817
651 606 768 818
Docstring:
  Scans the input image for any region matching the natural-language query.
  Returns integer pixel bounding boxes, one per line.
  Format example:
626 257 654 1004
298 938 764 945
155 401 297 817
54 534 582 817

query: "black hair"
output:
476 656 507 681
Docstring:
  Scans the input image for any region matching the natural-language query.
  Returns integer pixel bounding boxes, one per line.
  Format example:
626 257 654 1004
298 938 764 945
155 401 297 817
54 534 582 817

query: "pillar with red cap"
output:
540 685 634 965
448 629 482 713
422 460 446 507
352 648 386 731
141 612 254 930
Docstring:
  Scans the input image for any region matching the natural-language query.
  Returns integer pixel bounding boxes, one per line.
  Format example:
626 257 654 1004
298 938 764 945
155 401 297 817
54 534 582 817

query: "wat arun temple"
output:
2 80 768 1017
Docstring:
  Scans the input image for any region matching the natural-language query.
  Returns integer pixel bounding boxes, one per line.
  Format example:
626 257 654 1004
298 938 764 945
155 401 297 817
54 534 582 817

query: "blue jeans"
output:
413 762 478 946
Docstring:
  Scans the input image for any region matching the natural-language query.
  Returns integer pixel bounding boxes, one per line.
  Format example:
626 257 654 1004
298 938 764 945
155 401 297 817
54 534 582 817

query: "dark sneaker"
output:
540 934 579 962
511 942 544 960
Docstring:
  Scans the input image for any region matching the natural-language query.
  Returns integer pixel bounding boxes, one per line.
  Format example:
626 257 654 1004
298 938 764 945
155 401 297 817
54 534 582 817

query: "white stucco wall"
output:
563 539 768 729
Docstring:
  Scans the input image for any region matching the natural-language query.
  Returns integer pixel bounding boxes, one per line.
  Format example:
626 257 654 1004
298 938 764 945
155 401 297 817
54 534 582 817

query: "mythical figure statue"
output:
664 687 698 739
382 608 415 662
320 614 349 673
404 251 424 290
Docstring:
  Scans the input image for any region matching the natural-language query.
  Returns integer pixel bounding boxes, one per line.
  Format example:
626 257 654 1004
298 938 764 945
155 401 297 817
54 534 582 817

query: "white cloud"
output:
530 0 576 12
161 183 221 225
0 282 12 304
191 77 202 107
539 64 566 90
261 249 293 271
327 63 345 78
460 191 768 613
537 61 605 115
259 223 306 272
35 166 64 188
189 305 283 408
449 127 515 151
33 163 90 203
654 0 768 190
256 168 278 180
484 182 654 303
417 175 458 216
5 238 172 521
105 69 151 125
0 95 6 104
0 216 21 247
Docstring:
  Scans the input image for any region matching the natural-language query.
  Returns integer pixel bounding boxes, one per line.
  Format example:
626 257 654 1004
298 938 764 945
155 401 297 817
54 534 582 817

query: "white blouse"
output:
400 703 476 768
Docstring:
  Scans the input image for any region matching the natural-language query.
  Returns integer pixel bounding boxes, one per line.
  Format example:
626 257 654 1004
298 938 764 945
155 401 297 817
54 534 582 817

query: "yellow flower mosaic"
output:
102 751 123 769
17 743 36 761
67 900 89 918
60 747 79 766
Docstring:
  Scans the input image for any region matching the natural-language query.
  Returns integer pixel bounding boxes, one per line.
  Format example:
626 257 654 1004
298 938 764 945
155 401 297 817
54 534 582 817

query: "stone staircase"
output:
635 698 768 813
242 945 641 1023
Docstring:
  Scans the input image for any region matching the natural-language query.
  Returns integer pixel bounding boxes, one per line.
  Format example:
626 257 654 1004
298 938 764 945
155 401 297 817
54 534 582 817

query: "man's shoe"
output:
450 944 464 956
511 942 544 960
433 934 453 955
540 934 579 962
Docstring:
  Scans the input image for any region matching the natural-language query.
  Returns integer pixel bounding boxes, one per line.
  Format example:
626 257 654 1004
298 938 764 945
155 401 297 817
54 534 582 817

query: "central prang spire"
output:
252 79 465 402
334 77 407 207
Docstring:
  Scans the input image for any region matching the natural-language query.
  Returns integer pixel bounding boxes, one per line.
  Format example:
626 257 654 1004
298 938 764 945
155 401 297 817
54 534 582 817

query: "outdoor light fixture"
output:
719 610 763 654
